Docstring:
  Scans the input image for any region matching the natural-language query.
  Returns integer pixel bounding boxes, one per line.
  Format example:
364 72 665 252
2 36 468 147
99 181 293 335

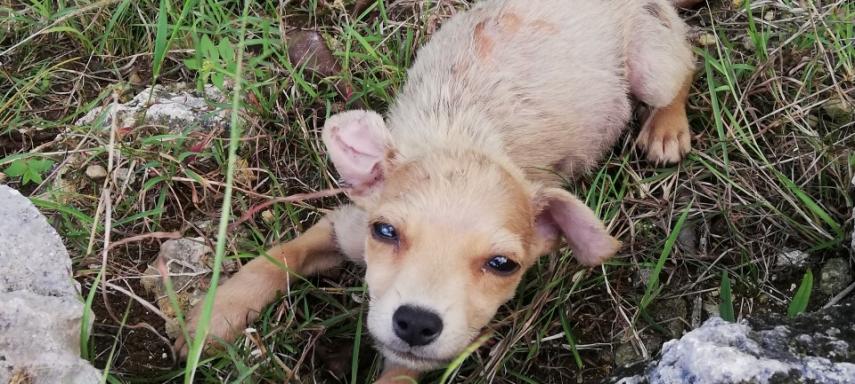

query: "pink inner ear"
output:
322 111 389 191
537 190 621 266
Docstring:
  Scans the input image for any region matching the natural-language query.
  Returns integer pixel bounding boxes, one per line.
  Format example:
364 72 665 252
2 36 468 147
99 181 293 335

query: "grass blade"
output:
182 1 251 382
788 269 813 319
719 271 735 322
151 0 169 79
639 205 691 312
775 172 843 237
559 310 584 369
79 267 104 360
350 302 364 384
438 332 493 384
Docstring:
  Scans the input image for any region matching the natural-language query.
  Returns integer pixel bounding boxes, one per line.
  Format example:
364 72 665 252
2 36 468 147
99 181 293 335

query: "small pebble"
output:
822 96 853 121
776 250 809 268
677 222 699 255
85 164 107 179
820 258 852 296
697 33 717 46
261 209 275 224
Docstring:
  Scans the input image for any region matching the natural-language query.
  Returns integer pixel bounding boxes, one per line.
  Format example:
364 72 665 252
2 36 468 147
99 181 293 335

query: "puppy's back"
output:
387 0 658 180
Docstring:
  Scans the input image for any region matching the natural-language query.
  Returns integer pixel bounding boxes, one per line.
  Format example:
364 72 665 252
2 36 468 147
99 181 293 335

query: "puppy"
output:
177 0 695 381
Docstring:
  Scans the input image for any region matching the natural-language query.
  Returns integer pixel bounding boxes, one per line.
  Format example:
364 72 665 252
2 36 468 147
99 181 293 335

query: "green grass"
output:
1 0 853 383
788 269 814 319
719 271 735 322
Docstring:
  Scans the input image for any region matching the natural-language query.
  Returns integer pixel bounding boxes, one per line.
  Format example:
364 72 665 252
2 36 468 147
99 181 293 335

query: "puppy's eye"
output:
372 222 398 242
485 255 519 275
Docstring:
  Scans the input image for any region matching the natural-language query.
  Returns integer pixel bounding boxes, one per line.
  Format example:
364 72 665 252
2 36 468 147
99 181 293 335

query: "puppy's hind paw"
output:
635 106 691 165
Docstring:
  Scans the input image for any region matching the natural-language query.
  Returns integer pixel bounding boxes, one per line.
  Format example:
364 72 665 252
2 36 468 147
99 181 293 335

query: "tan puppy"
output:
178 0 695 381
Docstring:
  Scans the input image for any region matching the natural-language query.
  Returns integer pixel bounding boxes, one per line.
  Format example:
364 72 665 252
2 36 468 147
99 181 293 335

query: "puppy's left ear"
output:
532 187 621 266
322 110 394 196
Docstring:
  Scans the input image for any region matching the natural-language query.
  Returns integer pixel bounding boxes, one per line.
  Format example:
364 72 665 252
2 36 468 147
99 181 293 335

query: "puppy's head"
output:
322 110 620 370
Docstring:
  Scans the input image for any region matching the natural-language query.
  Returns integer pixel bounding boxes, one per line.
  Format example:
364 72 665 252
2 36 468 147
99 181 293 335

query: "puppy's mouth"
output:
377 343 449 366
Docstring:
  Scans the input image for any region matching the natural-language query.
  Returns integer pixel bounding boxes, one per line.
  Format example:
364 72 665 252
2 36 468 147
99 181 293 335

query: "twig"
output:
100 281 177 363
108 231 183 251
602 264 648 359
227 188 344 232
822 281 855 309
103 281 171 323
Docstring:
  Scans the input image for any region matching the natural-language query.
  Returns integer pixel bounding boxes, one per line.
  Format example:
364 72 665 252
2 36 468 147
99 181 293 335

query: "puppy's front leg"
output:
175 209 356 356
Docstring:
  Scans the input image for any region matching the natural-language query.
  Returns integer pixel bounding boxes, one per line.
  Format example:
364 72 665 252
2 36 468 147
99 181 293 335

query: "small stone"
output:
141 238 213 339
819 258 852 296
651 297 689 338
776 249 809 268
822 96 853 121
763 11 775 21
691 296 703 329
128 71 143 86
636 268 652 288
261 209 275 224
805 114 819 129
235 158 256 186
703 300 720 317
741 36 755 51
194 219 213 230
677 222 699 255
85 164 107 179
287 30 341 77
696 33 717 46
114 167 134 184
614 333 665 367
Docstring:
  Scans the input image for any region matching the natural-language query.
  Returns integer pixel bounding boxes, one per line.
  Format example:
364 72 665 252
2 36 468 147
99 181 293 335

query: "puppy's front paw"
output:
173 285 254 359
635 106 691 165
373 364 421 384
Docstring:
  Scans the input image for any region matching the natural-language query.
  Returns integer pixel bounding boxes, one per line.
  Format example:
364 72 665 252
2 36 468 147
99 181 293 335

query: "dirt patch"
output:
80 266 175 376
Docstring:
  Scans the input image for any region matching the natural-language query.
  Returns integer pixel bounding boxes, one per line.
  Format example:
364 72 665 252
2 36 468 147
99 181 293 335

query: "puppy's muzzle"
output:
392 305 443 346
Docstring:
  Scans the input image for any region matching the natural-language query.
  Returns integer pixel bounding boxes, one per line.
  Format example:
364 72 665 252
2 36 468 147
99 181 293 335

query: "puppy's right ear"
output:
322 110 393 196
532 187 621 267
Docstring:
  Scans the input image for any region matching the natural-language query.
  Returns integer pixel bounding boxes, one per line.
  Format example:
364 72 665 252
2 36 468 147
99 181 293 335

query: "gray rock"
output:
676 222 699 256
776 249 809 268
75 84 227 132
820 258 852 296
608 297 855 384
0 185 101 383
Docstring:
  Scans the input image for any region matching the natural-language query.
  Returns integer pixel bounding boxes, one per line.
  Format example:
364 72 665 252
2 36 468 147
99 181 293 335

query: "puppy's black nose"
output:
392 305 443 346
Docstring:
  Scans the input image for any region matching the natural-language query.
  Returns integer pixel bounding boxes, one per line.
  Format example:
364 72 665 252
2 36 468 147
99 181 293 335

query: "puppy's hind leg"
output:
628 0 696 164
